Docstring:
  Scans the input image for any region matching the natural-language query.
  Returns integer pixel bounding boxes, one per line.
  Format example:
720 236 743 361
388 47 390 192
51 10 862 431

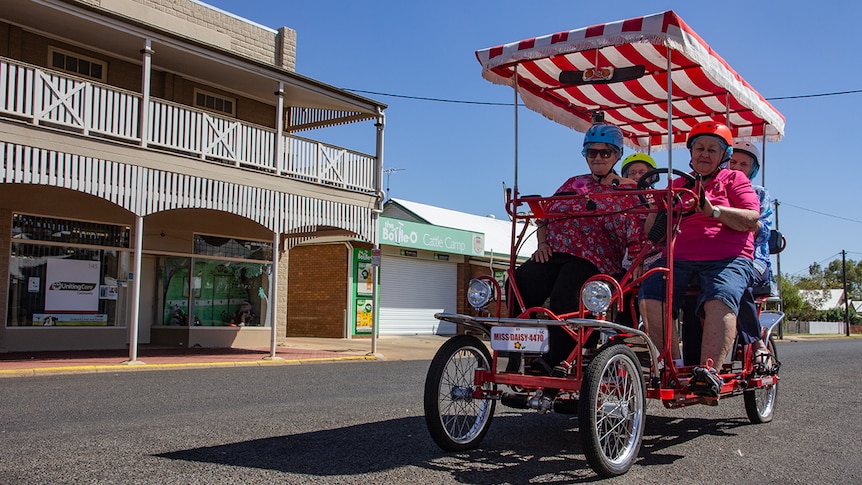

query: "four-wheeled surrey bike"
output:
422 10 786 478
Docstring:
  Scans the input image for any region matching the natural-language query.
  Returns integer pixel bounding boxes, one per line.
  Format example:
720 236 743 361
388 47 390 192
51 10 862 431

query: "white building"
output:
799 289 846 311
376 198 535 335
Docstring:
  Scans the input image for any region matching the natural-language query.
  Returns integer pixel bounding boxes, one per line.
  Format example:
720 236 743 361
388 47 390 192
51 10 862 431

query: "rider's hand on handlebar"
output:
644 193 655 207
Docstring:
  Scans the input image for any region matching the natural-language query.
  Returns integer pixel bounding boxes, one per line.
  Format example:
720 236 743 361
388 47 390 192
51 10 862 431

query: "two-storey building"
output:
0 0 386 353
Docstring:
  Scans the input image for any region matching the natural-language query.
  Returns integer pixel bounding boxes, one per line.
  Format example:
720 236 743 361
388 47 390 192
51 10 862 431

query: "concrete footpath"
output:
0 333 853 378
0 335 451 378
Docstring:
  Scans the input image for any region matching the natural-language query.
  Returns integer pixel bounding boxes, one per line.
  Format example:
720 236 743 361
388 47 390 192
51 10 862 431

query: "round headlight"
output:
581 281 612 314
467 278 493 309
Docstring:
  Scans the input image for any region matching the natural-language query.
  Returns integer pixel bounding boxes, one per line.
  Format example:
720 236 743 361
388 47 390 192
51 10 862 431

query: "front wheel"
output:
579 344 646 478
744 336 778 424
424 335 496 451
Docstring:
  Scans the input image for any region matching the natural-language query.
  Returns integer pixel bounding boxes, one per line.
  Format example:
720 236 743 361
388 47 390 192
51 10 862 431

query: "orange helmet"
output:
686 121 733 149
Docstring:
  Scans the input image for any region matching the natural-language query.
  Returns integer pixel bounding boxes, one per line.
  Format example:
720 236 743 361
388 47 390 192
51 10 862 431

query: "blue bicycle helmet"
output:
732 141 760 180
581 124 624 158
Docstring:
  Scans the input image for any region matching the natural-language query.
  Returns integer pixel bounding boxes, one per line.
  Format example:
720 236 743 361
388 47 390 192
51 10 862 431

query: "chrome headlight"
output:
467 278 493 309
581 281 612 314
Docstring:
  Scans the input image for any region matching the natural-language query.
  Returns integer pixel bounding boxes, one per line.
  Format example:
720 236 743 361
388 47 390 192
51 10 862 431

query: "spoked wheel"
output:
424 335 496 451
744 336 778 424
579 344 645 477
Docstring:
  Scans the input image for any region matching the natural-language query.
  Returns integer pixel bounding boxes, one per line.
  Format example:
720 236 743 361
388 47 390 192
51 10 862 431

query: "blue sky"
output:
204 0 862 279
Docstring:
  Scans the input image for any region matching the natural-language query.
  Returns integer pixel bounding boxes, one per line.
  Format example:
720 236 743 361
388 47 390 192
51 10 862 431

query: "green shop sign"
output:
380 217 484 256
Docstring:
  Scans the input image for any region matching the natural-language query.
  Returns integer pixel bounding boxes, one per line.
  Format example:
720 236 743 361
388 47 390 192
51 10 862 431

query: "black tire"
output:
424 335 496 451
744 336 778 424
579 344 646 478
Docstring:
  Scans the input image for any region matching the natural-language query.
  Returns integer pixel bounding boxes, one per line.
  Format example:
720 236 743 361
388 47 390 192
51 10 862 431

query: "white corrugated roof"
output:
799 289 846 311
386 199 536 259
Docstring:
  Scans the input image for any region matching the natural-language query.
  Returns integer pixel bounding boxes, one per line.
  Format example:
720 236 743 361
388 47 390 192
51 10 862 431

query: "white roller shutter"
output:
379 256 457 335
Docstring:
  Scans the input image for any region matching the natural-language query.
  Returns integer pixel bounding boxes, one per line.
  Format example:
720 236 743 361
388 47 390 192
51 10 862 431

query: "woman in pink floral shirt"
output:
513 124 645 372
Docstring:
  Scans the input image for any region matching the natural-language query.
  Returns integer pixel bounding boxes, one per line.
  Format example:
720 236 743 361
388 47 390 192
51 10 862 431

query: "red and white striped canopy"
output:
475 10 785 151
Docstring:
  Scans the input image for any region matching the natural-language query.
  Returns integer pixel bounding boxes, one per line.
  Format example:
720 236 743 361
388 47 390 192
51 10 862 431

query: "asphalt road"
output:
1 339 860 484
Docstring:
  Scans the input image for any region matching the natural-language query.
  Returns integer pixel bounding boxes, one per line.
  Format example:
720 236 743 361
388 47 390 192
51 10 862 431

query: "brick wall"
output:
276 27 297 71
81 0 296 71
0 22 11 57
286 243 349 337
275 244 289 339
15 29 144 92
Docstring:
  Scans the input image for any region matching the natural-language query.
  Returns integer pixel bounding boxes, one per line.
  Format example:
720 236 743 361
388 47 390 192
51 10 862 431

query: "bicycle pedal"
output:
689 366 722 398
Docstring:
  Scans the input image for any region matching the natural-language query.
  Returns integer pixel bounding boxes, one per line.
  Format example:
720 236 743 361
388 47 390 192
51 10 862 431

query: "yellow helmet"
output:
621 153 657 177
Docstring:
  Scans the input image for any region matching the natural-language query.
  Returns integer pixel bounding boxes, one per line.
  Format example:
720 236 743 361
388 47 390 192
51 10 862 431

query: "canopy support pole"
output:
267 228 281 360
124 214 144 365
725 93 731 125
662 46 675 362
761 127 767 187
370 108 385 357
665 47 673 170
513 65 520 192
510 66 521 297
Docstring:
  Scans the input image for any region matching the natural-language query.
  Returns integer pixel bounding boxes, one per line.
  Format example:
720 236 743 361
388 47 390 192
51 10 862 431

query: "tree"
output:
779 277 816 322
781 256 862 323
793 257 861 300
815 259 861 299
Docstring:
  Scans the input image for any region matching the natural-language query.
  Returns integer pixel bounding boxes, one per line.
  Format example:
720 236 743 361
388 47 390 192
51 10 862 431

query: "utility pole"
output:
843 250 850 337
774 199 783 339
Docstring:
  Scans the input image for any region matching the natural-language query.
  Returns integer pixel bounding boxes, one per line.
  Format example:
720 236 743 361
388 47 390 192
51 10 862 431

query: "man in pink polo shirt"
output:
639 121 760 398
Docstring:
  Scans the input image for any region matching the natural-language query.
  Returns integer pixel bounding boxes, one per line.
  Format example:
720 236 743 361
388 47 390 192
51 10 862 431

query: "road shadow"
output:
639 413 748 465
155 411 749 482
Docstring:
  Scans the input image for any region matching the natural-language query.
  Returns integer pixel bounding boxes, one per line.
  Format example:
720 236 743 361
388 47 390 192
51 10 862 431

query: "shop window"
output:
159 235 273 327
12 214 130 247
7 214 131 327
194 234 272 260
162 257 193 326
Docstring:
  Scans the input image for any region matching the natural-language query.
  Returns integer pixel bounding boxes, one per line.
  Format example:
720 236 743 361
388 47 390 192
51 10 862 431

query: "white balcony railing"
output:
0 57 376 193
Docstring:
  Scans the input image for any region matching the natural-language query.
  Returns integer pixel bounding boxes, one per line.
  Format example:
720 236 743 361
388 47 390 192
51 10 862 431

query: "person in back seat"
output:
621 153 662 273
729 141 777 372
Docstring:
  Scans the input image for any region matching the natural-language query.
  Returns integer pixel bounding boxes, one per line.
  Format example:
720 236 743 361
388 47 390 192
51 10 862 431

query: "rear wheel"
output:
424 335 496 451
579 344 645 477
744 336 778 424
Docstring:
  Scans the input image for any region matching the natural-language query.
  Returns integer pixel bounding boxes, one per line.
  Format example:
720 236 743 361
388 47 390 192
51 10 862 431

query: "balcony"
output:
0 57 376 194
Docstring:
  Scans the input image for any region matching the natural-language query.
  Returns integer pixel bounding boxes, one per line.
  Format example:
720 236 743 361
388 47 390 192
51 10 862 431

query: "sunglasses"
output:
586 148 615 159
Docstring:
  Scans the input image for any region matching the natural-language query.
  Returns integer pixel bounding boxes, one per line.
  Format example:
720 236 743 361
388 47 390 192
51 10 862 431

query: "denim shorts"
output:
639 257 754 316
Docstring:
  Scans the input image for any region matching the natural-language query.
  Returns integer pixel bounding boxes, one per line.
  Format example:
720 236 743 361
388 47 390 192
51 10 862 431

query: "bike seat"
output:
752 281 774 297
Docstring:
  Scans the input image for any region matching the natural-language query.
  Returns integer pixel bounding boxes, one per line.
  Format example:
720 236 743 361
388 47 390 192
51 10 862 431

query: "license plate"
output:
490 326 549 353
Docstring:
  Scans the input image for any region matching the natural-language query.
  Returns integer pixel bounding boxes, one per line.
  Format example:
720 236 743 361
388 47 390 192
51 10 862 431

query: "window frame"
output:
193 88 237 117
47 47 108 82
